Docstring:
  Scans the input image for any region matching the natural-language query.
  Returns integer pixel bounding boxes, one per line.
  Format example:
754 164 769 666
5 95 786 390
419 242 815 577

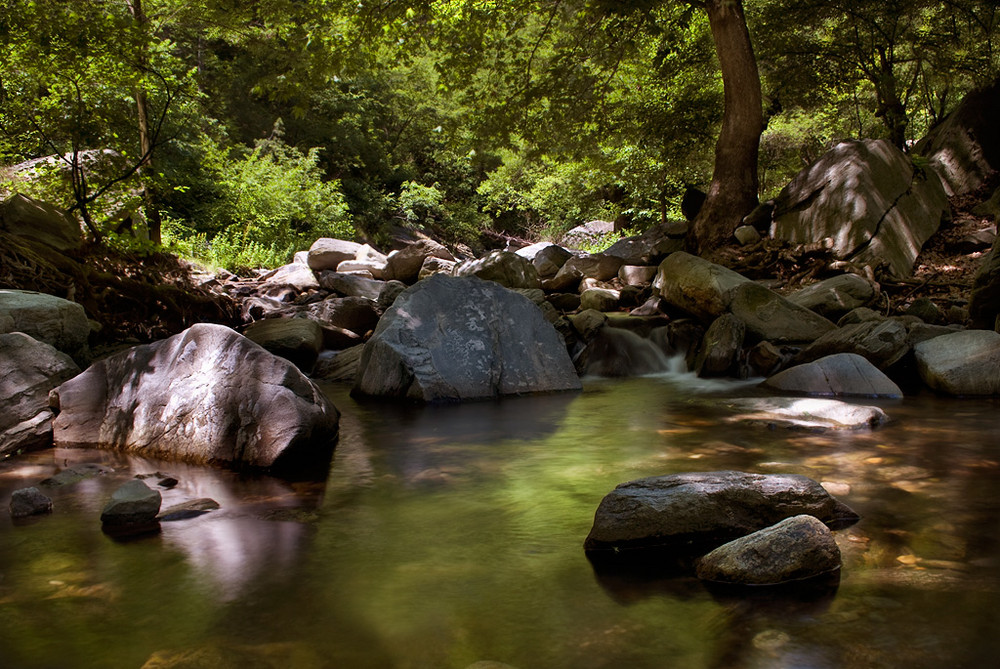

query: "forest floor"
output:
2 186 996 348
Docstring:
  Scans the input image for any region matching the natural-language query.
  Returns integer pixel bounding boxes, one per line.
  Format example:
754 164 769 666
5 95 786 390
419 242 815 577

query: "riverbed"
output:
1 374 999 668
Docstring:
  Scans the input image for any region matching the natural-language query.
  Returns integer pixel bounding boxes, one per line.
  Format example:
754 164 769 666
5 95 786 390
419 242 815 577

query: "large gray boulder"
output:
453 250 541 289
0 289 91 364
0 193 82 252
521 243 573 279
696 515 842 585
353 274 581 401
584 471 858 553
762 353 902 398
787 274 876 320
770 139 950 278
653 252 750 322
914 329 1000 395
728 282 836 343
559 220 615 249
52 323 339 471
0 332 81 456
917 80 1000 197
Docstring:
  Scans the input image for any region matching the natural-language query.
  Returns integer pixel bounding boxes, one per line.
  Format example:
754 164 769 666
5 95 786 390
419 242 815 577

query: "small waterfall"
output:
583 325 762 393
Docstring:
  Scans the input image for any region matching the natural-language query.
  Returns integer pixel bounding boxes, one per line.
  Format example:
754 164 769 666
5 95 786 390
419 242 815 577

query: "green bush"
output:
165 126 354 272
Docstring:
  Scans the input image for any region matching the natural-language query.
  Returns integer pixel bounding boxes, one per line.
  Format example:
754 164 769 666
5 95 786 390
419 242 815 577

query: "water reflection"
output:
0 448 320 603
0 382 999 668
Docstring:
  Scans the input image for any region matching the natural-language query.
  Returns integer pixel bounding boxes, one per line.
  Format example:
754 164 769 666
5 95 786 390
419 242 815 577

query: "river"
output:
1 373 999 668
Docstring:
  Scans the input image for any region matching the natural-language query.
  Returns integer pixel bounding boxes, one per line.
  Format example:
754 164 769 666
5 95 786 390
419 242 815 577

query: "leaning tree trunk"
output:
689 0 764 254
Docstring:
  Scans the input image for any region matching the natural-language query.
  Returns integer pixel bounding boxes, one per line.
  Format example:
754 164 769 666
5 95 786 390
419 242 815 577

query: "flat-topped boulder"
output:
353 274 581 402
52 324 339 472
584 471 858 553
787 274 876 320
453 250 541 289
728 282 837 343
307 238 364 271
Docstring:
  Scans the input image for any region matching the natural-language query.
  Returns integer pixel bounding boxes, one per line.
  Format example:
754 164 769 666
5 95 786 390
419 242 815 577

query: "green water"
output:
1 376 999 668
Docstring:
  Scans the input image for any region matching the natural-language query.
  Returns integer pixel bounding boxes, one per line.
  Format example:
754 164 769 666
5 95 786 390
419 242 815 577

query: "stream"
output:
1 373 999 668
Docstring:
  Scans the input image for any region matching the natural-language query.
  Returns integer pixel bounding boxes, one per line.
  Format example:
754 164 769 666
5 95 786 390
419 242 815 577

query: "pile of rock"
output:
584 470 858 586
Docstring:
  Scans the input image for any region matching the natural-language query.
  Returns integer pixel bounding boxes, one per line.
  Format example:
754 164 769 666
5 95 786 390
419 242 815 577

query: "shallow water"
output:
1 375 999 668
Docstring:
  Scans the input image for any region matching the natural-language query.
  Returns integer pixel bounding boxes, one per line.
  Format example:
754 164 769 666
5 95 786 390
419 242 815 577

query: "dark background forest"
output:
1 0 997 270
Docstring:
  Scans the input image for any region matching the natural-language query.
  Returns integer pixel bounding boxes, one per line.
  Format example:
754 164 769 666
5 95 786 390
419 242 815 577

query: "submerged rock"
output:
354 274 581 402
724 397 888 431
101 479 161 528
9 486 53 518
584 471 858 553
52 323 339 472
696 515 842 585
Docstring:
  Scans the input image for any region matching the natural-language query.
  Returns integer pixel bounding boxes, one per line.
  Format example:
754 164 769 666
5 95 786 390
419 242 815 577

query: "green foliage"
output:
163 126 353 272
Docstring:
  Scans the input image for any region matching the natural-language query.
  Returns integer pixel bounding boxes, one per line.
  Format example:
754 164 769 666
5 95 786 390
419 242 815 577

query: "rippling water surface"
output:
1 374 999 668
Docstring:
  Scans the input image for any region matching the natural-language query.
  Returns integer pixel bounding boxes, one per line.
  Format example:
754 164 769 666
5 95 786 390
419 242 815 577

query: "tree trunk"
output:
128 0 162 245
688 0 764 254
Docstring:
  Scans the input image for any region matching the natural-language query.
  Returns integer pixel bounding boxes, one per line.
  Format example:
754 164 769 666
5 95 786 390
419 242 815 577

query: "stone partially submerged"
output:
696 515 842 585
584 471 858 554
52 323 339 472
353 274 581 402
723 397 889 431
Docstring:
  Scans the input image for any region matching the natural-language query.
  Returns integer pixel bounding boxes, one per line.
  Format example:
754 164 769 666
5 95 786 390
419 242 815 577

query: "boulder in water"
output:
353 274 581 402
696 515 842 585
52 323 339 472
584 471 858 554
